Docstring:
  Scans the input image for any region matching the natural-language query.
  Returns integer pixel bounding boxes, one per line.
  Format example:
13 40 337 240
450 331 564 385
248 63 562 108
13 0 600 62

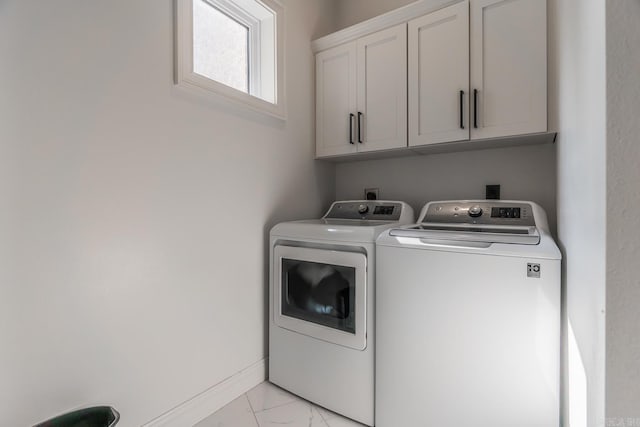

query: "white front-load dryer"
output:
375 200 561 427
269 200 414 426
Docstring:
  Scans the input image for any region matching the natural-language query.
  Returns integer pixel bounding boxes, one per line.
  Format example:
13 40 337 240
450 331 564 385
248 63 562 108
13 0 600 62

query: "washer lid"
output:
389 223 541 245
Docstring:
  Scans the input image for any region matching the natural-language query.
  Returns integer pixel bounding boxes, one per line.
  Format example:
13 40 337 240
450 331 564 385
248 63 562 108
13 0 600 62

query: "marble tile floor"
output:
194 381 366 427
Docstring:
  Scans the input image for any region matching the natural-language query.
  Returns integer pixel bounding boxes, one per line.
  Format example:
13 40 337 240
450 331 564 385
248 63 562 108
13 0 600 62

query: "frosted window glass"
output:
193 0 249 93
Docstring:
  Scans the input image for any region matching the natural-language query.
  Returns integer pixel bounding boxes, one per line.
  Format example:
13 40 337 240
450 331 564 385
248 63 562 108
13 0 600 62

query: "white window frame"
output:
175 0 286 119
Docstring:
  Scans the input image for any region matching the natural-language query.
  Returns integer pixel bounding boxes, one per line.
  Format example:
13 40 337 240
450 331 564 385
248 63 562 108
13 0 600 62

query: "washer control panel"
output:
422 201 535 226
325 201 403 221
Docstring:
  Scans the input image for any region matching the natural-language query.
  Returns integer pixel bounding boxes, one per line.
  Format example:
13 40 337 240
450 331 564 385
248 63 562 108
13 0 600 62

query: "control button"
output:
358 204 369 214
468 206 483 218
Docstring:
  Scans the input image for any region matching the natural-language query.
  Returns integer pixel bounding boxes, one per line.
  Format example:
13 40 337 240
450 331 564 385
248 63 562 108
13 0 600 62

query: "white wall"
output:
606 0 640 421
549 0 607 425
335 144 558 232
0 1 337 426
335 0 417 29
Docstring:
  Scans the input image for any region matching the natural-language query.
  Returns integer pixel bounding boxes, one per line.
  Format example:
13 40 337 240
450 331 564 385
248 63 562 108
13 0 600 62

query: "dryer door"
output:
273 245 367 350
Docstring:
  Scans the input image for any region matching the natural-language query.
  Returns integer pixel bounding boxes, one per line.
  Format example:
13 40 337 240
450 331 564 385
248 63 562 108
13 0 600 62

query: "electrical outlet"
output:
364 188 379 200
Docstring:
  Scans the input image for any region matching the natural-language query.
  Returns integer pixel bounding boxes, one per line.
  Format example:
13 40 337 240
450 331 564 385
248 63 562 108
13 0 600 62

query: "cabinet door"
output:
356 24 407 153
316 43 357 157
409 1 469 147
470 0 547 140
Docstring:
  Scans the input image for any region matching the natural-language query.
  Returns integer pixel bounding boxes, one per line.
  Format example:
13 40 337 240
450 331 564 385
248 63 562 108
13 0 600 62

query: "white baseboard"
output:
144 358 267 427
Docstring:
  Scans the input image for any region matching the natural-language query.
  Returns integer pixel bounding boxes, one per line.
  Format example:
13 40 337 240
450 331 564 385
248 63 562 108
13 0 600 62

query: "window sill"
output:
174 70 287 121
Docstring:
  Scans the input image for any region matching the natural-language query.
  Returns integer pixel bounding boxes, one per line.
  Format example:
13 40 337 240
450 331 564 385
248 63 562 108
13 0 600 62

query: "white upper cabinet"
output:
408 1 470 147
356 25 407 153
316 43 358 157
410 0 547 146
314 0 549 158
470 0 547 140
316 24 407 158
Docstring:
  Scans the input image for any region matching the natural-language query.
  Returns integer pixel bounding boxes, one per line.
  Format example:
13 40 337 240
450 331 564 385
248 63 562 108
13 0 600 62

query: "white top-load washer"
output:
269 200 414 426
376 200 561 427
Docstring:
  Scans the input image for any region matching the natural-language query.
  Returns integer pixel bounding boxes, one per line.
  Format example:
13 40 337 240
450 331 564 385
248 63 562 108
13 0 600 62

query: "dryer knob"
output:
358 204 369 214
468 206 483 217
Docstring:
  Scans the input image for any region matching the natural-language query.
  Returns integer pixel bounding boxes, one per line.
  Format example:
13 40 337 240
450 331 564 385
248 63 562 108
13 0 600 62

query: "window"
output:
175 0 285 118
193 1 249 93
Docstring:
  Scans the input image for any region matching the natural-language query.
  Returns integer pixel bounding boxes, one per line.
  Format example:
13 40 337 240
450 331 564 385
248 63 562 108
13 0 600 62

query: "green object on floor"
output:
34 406 119 427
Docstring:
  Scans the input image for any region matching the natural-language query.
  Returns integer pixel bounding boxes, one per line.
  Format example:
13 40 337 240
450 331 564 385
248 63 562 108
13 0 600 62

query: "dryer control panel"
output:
324 201 404 221
421 201 536 226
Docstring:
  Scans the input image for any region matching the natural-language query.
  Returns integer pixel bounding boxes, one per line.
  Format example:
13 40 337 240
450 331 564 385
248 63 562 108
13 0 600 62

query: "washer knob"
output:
358 204 369 214
468 206 483 217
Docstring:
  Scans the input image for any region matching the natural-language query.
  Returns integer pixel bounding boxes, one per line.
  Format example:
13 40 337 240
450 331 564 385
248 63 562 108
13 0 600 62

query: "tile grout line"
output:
247 388 331 426
250 395 307 414
308 402 328 427
316 406 330 426
244 392 261 427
